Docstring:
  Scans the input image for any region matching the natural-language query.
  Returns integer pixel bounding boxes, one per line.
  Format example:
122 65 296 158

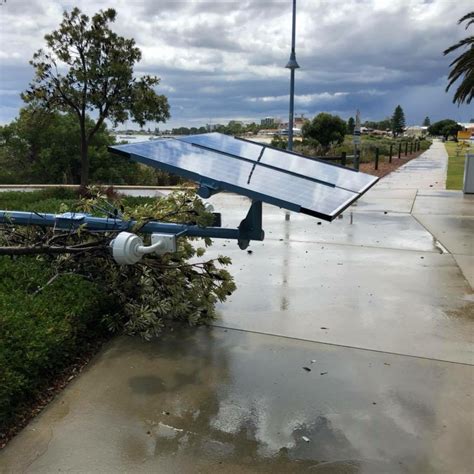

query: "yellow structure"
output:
457 130 472 140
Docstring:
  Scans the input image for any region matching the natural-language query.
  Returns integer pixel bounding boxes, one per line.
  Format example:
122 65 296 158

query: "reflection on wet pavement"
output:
1 329 472 473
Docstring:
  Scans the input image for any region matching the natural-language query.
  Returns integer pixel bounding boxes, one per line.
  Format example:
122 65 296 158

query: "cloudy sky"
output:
0 0 472 129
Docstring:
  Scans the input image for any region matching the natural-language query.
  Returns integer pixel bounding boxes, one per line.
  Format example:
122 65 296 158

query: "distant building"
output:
277 127 302 136
405 126 428 137
458 122 474 131
294 115 308 128
259 129 280 136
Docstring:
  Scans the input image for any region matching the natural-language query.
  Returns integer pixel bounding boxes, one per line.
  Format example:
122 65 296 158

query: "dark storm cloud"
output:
0 0 472 127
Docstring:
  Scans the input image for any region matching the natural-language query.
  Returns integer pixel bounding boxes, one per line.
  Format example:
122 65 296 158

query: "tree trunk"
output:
80 122 89 188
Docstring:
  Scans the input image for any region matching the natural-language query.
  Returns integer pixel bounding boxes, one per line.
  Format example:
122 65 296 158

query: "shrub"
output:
0 256 110 427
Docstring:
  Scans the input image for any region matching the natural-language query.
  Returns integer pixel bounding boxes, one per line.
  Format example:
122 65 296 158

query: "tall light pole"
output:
286 0 299 152
285 0 299 221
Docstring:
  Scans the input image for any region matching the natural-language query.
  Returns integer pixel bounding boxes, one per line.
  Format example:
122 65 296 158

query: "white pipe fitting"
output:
111 232 177 265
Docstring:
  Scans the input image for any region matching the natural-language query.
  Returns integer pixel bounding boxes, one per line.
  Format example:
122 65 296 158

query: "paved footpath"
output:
1 142 473 473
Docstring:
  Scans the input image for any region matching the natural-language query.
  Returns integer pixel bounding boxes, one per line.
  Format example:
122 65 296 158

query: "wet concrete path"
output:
1 141 473 473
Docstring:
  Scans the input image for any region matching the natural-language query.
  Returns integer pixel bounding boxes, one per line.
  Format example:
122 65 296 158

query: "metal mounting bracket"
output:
197 180 221 199
237 200 265 250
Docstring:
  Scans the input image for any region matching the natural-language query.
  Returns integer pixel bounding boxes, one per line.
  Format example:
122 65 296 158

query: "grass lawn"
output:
444 141 473 190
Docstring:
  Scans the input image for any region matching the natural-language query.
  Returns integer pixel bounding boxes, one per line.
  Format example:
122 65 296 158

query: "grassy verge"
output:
0 189 153 443
444 141 473 190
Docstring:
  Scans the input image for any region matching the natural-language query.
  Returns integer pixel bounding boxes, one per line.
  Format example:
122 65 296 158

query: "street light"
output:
285 0 300 221
286 0 300 152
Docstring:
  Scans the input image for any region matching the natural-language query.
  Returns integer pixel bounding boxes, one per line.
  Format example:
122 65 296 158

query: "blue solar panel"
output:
179 132 376 193
109 134 378 220
179 132 263 161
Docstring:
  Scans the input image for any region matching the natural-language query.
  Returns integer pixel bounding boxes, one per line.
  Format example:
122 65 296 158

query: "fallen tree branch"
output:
0 245 106 256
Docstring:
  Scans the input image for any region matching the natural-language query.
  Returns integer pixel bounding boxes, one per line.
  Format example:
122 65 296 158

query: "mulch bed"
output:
359 151 423 178
0 335 111 450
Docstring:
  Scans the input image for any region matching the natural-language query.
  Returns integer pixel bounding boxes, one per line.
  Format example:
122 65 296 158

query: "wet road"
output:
1 141 473 473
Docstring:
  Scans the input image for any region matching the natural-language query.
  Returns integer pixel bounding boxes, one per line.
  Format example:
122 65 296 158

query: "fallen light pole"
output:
0 200 264 263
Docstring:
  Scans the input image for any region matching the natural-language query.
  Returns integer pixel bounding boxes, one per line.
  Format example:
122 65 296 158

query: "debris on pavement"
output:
302 367 311 372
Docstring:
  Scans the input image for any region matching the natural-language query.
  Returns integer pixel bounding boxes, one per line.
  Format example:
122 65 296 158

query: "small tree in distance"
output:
391 105 406 137
423 116 431 126
347 117 355 134
302 113 347 154
22 8 170 187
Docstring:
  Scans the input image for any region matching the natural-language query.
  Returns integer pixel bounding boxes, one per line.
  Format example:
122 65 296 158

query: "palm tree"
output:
444 11 474 105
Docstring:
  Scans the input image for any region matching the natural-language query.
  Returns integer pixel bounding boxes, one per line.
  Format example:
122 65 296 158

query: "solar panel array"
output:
109 132 378 220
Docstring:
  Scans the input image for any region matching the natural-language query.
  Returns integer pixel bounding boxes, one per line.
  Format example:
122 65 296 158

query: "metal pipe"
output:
0 210 243 240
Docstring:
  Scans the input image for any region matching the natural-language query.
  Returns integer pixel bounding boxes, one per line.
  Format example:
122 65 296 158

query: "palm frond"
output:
443 36 474 55
444 12 474 105
458 11 474 29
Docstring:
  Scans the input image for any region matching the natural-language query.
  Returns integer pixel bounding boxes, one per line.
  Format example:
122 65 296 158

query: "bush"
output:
0 257 110 427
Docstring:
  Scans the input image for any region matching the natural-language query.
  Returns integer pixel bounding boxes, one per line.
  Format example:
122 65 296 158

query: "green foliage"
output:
0 256 110 427
347 117 355 134
270 135 288 149
445 141 472 189
22 7 170 185
0 188 236 425
293 134 430 163
362 118 392 131
0 107 119 184
171 126 208 135
178 121 266 137
0 188 77 212
302 113 347 153
391 105 406 137
444 12 474 105
0 108 182 185
428 119 462 139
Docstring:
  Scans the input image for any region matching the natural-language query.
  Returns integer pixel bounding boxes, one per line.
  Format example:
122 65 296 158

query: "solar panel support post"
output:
237 200 264 250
